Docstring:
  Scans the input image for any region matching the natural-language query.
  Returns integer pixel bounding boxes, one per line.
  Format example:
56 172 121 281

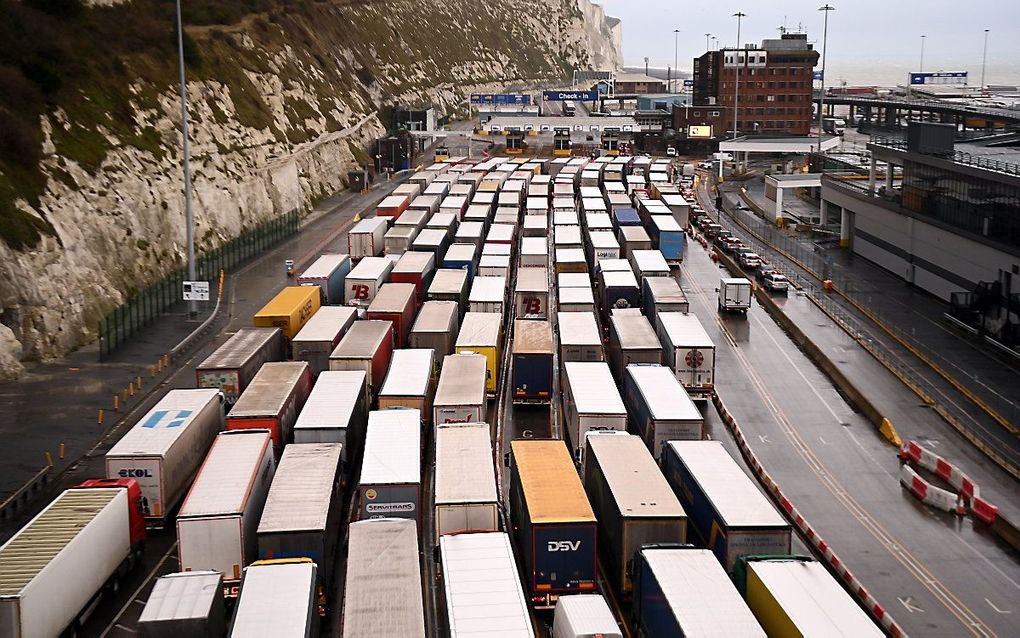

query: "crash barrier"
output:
899 464 963 514
899 440 999 525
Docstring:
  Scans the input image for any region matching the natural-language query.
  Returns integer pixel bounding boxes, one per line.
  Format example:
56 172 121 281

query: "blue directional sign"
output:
542 90 598 102
813 71 824 81
683 79 695 87
909 71 967 85
470 93 531 105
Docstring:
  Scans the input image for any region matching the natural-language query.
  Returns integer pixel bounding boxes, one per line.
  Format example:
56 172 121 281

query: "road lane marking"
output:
101 541 178 638
899 596 925 613
986 599 1012 614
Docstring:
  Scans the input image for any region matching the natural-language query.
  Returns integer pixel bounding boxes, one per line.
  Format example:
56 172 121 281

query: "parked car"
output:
756 267 780 282
763 272 790 293
739 252 762 269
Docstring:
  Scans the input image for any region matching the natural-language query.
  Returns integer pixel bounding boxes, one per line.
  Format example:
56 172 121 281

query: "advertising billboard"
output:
470 93 531 105
543 90 598 102
688 125 713 139
909 72 967 85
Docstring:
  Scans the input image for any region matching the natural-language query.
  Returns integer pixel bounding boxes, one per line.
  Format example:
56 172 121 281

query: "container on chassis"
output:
376 194 410 219
137 571 226 638
356 408 421 523
292 371 367 473
584 434 686 594
519 236 549 269
196 327 284 405
297 253 351 305
106 389 224 526
509 440 598 608
656 312 715 399
230 560 318 637
632 547 765 637
735 557 883 637
555 248 588 274
408 301 459 357
556 312 604 363
662 441 791 572
562 361 627 463
434 353 488 423
607 309 662 379
434 423 499 536
558 286 596 314
344 256 394 307
648 215 685 264
226 361 312 452
468 275 506 315
253 286 321 341
618 225 653 258
291 306 358 377
624 364 703 460
257 443 342 585
347 217 388 259
328 320 394 399
428 268 470 316
378 348 436 424
440 533 533 638
342 519 425 638
599 270 640 318
478 254 511 278
552 595 622 638
385 226 418 256
177 430 277 595
515 267 550 319
642 277 689 322
455 313 501 397
366 283 417 348
0 480 146 638
442 243 478 281
512 319 554 404
628 249 670 284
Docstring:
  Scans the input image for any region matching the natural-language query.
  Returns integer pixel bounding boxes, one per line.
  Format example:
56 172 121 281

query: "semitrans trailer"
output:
433 353 488 424
297 253 351 305
512 319 554 404
291 306 358 377
137 571 226 637
428 269 470 317
345 256 394 307
434 422 499 536
607 309 663 380
366 283 417 348
557 312 604 363
656 312 716 399
347 217 388 259
390 251 436 306
253 286 321 342
408 301 459 358
226 361 312 453
328 320 395 399
641 277 689 322
106 388 224 526
455 312 502 396
230 560 319 637
378 348 436 424
292 371 367 471
356 408 421 524
514 267 550 319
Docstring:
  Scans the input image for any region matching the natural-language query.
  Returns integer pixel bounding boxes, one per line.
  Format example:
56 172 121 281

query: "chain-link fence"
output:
98 209 300 360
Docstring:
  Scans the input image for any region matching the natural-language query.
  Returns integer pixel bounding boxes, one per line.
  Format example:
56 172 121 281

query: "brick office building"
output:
675 33 819 136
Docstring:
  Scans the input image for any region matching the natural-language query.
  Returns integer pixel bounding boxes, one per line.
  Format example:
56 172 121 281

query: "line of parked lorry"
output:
0 153 879 638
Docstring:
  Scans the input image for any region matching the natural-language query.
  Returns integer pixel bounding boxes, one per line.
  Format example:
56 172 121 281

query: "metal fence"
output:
720 194 1020 432
98 209 300 360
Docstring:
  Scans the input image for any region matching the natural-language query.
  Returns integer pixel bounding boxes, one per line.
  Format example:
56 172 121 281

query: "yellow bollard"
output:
59 443 65 460
128 383 135 398
113 394 119 410
121 389 129 403
137 376 142 388
97 409 105 425
45 452 53 467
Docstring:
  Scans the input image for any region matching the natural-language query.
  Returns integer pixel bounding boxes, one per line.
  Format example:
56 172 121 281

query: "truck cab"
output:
76 477 147 549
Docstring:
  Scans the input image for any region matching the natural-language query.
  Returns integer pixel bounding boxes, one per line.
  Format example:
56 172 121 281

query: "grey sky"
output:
596 0 1020 86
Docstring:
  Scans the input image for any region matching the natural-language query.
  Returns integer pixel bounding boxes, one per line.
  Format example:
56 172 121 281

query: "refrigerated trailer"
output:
433 353 488 424
328 320 395 399
226 361 312 452
584 434 686 594
562 361 627 464
291 306 358 377
656 312 716 399
632 547 765 637
440 533 533 638
0 480 146 638
356 408 422 524
624 364 704 459
176 430 277 595
662 441 792 573
434 422 499 536
509 440 598 608
230 560 319 637
511 319 554 404
292 371 367 472
297 253 351 305
342 519 425 638
106 388 225 526
196 327 284 405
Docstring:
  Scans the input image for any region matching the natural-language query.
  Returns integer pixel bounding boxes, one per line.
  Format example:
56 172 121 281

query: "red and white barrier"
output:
899 464 962 514
898 440 999 524
713 393 907 638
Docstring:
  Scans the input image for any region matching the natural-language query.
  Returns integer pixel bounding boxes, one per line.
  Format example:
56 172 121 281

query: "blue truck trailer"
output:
647 215 685 265
511 319 554 404
297 253 352 305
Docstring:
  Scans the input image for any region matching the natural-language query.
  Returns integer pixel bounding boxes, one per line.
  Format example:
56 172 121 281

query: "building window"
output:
756 95 764 102
710 111 720 117
693 111 701 116
767 95 776 102
778 81 786 88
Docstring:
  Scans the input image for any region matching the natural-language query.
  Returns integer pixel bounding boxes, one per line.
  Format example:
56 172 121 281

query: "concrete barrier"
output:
0 466 51 522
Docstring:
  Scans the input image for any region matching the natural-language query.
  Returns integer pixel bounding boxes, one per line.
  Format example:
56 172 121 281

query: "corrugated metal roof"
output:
641 549 765 636
108 389 222 458
138 571 222 623
658 312 714 348
331 321 392 359
440 533 532 637
564 362 626 416
512 320 553 355
360 409 421 485
198 327 281 370
456 313 501 347
179 430 272 517
511 440 594 524
435 423 497 506
258 444 341 534
0 488 122 594
379 349 434 397
229 362 308 418
294 371 365 431
292 306 357 344
434 354 487 407
626 365 702 421
666 441 787 528
343 519 424 638
588 434 685 519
